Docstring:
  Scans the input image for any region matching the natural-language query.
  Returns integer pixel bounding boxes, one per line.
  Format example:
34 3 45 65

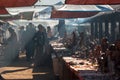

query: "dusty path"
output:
0 53 54 80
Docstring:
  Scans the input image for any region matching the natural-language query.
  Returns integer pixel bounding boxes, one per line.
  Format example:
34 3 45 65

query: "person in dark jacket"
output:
25 23 36 61
33 24 46 67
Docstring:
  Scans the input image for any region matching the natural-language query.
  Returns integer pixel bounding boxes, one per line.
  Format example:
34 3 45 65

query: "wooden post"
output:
111 21 116 42
94 22 98 39
90 22 94 37
105 21 109 39
98 22 103 43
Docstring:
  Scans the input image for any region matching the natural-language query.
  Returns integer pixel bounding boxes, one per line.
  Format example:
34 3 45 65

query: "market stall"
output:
62 57 112 80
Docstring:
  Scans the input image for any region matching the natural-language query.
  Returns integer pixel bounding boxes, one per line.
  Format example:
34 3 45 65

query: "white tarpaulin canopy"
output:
0 0 118 20
35 0 65 5
54 5 113 12
12 19 58 27
6 6 48 15
0 6 51 20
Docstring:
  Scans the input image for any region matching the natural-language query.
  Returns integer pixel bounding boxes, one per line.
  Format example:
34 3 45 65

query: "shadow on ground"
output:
0 53 55 80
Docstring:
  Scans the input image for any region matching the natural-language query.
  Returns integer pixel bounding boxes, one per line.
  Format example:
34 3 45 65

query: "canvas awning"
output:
65 0 120 5
0 11 34 20
0 8 8 14
6 6 48 15
35 0 64 5
0 0 37 7
0 6 51 20
54 5 113 12
51 10 99 18
0 0 38 14
51 5 113 18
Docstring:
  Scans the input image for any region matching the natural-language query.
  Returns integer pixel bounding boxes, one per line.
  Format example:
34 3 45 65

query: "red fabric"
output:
0 0 37 15
51 10 99 18
0 0 37 7
65 0 120 5
0 8 8 14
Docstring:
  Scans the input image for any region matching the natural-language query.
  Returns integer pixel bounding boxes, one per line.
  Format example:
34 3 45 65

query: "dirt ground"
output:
0 53 55 80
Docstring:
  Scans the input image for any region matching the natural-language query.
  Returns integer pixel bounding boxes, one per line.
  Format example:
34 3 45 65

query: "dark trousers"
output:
34 46 44 67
